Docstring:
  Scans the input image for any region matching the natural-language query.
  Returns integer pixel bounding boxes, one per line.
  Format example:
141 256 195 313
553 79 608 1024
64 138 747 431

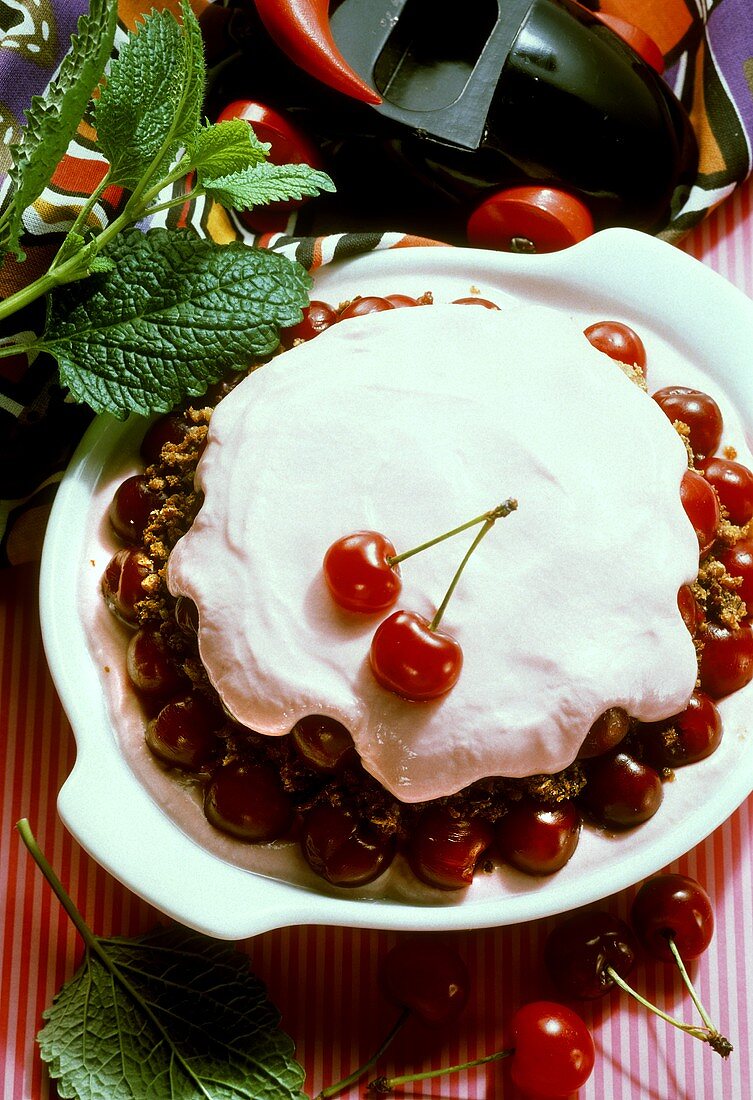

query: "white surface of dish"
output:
41 229 753 938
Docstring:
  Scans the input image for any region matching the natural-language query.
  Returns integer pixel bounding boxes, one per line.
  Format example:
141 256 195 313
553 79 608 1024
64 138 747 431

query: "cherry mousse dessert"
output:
95 293 753 898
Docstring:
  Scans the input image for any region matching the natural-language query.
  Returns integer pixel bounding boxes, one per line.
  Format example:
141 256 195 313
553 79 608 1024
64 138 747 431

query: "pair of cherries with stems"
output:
315 938 595 1100
323 499 518 700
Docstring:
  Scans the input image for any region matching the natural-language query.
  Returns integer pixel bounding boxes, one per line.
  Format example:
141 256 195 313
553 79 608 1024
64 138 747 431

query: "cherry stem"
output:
665 934 733 1055
315 1006 411 1099
367 1047 513 1093
387 502 516 567
606 962 732 1057
429 499 517 631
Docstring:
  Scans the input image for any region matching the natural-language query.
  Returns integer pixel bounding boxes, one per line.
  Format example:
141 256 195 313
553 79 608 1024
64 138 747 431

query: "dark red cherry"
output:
677 584 704 635
651 387 723 459
383 293 420 308
585 321 646 372
139 412 186 464
545 910 638 999
369 610 463 700
126 628 186 696
495 799 581 875
634 690 722 768
630 873 714 962
109 474 161 544
577 707 630 759
300 804 394 886
408 807 493 890
338 296 395 319
509 1001 595 1097
580 751 663 829
698 620 753 698
145 691 223 770
680 469 720 554
699 457 753 526
716 539 753 613
381 939 470 1025
204 760 294 841
323 531 401 613
280 300 337 347
291 714 357 773
101 548 151 625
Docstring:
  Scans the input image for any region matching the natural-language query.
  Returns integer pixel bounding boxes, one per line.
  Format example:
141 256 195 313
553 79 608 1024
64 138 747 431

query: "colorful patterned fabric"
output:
0 0 752 565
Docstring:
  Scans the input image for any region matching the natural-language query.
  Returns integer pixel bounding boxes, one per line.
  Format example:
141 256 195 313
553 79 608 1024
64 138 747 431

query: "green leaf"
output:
38 923 308 1100
94 1 205 189
1 0 118 256
35 227 311 417
203 162 336 211
188 120 271 181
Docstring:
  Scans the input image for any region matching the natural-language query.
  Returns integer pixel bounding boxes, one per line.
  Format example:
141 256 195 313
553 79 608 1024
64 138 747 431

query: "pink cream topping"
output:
167 304 699 803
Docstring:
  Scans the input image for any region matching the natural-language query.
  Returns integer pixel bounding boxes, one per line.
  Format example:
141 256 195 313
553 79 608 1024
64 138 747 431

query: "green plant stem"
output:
368 1047 513 1093
429 498 517 631
606 965 732 1056
315 1007 410 1099
48 170 113 272
145 186 202 218
387 503 515 567
15 818 212 1090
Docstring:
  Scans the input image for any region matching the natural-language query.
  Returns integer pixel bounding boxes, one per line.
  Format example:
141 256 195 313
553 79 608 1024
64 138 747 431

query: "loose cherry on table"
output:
366 1000 595 1098
651 386 723 459
315 939 470 1099
545 877 732 1057
584 320 647 372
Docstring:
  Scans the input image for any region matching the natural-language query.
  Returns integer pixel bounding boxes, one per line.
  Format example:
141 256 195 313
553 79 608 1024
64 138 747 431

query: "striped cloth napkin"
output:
0 0 751 566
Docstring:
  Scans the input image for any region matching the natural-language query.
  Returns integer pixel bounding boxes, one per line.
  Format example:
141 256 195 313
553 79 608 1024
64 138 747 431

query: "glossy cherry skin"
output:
651 387 723 459
630 873 714 962
576 707 630 759
323 531 401 613
109 474 161 544
290 714 356 773
338 296 395 319
370 610 463 701
101 548 152 625
634 690 722 768
509 1001 595 1097
408 807 493 890
680 469 720 554
381 939 470 1026
205 760 294 841
585 321 647 372
700 457 753 526
451 296 500 309
580 751 663 829
280 299 337 347
698 620 753 698
677 584 704 635
126 628 186 696
145 691 224 770
545 910 638 999
139 412 186 464
495 799 581 875
300 804 394 886
716 539 753 614
466 185 594 253
384 293 419 307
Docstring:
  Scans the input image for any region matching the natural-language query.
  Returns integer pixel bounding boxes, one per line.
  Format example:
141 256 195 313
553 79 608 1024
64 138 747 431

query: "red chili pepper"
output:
255 0 381 104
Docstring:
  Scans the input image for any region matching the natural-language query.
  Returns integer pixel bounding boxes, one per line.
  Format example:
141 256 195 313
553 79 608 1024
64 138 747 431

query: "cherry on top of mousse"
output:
323 501 517 702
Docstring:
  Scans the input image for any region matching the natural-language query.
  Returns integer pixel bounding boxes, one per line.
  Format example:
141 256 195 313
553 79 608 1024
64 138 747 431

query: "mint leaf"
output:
35 227 311 417
38 923 308 1100
1 0 118 256
203 162 336 211
94 1 205 188
188 119 271 180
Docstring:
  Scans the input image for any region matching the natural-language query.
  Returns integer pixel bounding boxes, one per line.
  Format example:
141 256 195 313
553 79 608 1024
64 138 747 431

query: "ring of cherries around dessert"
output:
311 872 729 1099
100 291 753 892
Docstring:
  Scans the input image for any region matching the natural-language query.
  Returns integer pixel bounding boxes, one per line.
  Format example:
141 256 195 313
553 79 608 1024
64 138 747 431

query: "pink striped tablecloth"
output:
2 181 753 1100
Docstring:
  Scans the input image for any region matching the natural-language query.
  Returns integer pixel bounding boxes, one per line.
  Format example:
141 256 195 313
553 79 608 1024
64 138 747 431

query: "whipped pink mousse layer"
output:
167 304 699 803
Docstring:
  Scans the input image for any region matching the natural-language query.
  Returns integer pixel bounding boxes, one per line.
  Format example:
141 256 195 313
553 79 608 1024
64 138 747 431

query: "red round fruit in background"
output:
466 185 594 253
